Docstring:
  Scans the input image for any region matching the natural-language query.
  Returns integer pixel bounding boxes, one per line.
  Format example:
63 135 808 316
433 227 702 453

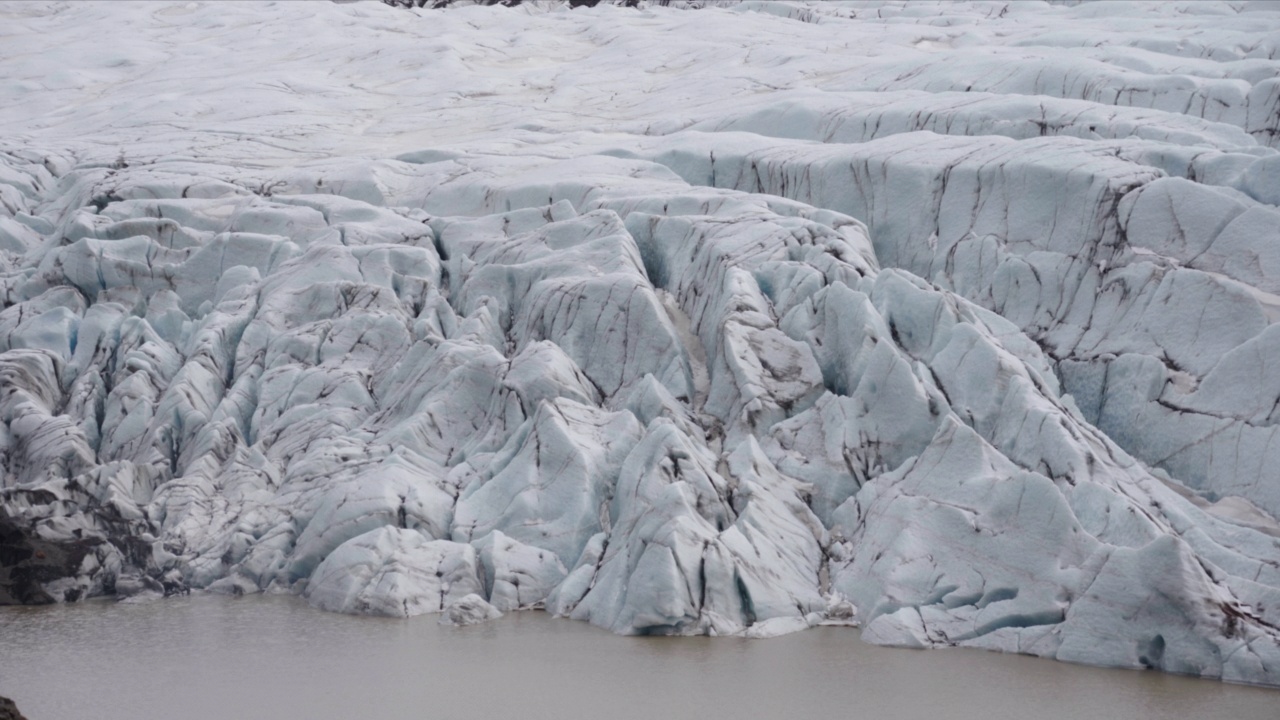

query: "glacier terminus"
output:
3 0 1280 689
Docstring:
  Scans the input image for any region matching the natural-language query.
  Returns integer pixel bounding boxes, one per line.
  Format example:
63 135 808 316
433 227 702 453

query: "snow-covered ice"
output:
4 0 1280 686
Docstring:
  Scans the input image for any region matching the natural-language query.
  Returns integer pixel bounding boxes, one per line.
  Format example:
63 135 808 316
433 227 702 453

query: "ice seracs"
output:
305 527 483 617
3 0 1280 687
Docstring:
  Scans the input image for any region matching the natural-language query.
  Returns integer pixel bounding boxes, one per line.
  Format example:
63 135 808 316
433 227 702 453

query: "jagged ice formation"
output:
3 0 1280 686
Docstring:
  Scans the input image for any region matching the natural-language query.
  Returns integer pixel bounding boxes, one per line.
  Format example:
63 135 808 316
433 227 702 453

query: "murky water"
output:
0 594 1276 720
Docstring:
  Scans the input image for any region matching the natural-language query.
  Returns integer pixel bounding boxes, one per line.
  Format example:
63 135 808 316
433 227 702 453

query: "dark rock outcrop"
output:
0 696 28 720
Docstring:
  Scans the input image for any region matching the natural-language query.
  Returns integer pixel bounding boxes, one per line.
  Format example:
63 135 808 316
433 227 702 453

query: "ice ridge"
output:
2 0 1280 686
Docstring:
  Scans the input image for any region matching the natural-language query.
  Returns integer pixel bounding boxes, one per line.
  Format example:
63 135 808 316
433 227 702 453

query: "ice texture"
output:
3 0 1280 686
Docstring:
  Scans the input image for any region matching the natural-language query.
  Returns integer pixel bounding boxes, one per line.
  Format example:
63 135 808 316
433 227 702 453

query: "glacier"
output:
3 0 1280 686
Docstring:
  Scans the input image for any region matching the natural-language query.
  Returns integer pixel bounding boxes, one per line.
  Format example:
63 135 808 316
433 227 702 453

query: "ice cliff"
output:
3 0 1280 686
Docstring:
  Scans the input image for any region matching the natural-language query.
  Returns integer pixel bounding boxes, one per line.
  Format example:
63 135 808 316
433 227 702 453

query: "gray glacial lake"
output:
1 594 1276 720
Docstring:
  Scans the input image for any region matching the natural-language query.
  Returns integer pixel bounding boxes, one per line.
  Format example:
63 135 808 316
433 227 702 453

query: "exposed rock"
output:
0 696 27 720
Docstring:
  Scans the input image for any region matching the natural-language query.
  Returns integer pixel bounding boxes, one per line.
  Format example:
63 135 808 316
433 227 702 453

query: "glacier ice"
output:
440 593 503 626
3 0 1280 687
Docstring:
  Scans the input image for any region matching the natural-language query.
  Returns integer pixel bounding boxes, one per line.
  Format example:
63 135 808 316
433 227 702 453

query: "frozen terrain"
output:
3 0 1280 686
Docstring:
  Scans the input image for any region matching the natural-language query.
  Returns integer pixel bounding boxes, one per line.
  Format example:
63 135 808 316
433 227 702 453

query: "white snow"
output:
3 0 1280 687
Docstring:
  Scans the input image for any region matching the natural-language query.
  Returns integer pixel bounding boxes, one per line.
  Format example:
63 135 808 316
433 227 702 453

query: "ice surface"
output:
439 592 503 626
3 0 1280 686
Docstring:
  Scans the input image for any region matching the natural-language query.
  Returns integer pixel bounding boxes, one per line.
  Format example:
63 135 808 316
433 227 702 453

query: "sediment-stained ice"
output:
3 0 1280 687
305 527 483 617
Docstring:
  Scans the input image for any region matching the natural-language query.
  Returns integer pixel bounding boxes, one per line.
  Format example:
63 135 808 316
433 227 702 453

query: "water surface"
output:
1 594 1276 720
